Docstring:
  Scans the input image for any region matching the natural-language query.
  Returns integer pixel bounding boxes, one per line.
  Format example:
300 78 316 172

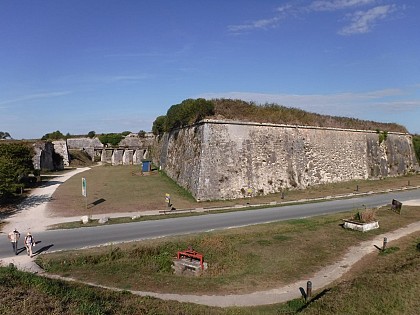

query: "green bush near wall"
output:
413 134 420 162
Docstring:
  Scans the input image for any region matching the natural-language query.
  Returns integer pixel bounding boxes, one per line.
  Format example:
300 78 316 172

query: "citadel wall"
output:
155 120 419 201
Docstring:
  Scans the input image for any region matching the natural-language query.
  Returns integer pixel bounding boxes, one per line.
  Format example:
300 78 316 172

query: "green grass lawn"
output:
301 232 420 315
2 210 418 314
37 205 420 296
47 165 420 218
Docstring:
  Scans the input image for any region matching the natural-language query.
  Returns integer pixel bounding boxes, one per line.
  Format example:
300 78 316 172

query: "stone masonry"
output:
154 120 419 201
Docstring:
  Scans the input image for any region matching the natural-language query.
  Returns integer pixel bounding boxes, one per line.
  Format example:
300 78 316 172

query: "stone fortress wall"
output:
154 120 419 201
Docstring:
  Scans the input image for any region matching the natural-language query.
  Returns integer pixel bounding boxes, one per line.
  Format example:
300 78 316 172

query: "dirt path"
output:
1 168 91 233
1 168 420 307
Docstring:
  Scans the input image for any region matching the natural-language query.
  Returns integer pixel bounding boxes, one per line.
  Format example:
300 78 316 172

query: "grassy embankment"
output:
1 216 418 314
37 204 420 296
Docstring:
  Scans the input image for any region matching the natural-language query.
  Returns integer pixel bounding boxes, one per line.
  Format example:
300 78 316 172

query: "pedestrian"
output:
24 232 35 257
8 228 20 255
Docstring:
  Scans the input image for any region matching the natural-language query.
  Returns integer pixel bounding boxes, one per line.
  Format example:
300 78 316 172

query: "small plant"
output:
351 209 377 223
380 246 400 255
377 130 388 144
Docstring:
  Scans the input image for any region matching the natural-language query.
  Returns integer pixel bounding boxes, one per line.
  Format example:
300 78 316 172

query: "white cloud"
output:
338 4 397 35
0 91 71 106
228 1 400 36
105 75 149 83
310 0 377 11
228 16 282 33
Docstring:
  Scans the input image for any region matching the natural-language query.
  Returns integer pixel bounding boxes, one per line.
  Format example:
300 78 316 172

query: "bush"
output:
41 130 66 141
98 133 124 147
0 143 34 197
413 134 420 163
152 116 167 136
352 209 377 223
152 98 214 133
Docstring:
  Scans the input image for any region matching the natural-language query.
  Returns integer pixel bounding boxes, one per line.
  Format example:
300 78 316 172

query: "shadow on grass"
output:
89 198 106 208
297 288 331 312
33 242 54 257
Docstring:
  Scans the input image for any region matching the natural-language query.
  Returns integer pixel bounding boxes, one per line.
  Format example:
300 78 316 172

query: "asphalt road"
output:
1 188 419 259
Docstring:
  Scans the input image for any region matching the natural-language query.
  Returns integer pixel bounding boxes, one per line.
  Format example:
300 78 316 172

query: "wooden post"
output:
306 281 312 302
383 237 388 251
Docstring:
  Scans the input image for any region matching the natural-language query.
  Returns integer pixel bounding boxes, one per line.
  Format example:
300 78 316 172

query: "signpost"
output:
165 193 171 208
82 177 87 210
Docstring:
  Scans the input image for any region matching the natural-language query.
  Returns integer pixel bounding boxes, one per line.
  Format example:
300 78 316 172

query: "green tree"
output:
0 131 11 139
153 98 215 134
138 130 146 138
152 116 167 136
413 134 420 163
98 133 124 147
41 130 65 141
87 131 96 138
0 143 34 198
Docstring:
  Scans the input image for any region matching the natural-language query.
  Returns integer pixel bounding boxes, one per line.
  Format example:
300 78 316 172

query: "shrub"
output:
152 116 167 136
0 143 34 197
352 209 377 223
413 134 420 163
41 130 66 140
98 133 124 147
152 98 214 133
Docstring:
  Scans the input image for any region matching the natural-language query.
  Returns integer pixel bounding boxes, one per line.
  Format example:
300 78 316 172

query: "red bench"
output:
177 249 204 270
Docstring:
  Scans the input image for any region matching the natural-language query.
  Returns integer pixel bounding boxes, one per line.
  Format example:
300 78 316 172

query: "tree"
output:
138 130 146 138
0 143 34 198
41 130 65 141
98 133 124 147
87 131 96 138
152 98 215 135
152 116 167 136
413 134 420 163
0 131 11 139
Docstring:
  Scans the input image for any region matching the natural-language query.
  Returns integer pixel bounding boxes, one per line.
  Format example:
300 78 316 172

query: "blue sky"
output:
1 0 419 139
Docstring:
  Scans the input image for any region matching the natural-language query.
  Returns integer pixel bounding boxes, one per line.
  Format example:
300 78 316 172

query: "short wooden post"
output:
383 237 388 251
306 281 312 301
356 185 359 192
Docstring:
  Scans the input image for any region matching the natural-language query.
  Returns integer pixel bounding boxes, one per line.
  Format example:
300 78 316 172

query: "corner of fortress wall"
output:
154 120 419 201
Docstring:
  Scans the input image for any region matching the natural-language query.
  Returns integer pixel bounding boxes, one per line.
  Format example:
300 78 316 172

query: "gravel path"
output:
1 169 420 307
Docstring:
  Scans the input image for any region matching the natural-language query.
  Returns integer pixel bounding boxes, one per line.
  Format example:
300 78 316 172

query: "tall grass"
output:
211 99 408 133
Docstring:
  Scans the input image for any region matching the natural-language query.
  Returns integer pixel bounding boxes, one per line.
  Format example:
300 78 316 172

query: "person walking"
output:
8 228 20 255
24 232 35 257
